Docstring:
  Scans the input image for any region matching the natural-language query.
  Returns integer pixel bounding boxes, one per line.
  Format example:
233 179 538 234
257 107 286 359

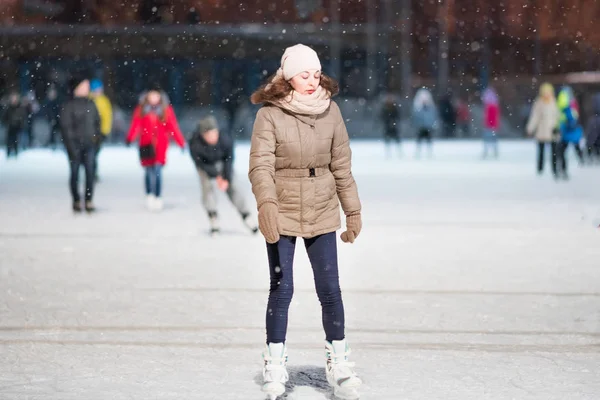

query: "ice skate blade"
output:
334 386 360 400
262 382 285 399
242 219 259 234
327 374 362 390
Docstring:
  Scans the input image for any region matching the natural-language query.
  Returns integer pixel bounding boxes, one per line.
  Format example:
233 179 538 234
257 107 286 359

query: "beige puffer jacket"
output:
526 98 560 142
248 101 361 238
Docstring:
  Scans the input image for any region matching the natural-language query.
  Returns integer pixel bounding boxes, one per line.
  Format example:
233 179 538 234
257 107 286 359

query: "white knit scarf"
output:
268 69 331 115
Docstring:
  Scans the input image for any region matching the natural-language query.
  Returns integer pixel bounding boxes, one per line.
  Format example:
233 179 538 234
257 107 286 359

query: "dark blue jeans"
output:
69 146 96 202
266 232 345 344
144 165 162 197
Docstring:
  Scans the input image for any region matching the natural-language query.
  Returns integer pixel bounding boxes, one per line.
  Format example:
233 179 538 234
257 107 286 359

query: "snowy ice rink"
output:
1 140 599 399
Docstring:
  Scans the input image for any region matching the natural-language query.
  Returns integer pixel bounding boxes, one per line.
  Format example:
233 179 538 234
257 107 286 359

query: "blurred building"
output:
1 0 598 112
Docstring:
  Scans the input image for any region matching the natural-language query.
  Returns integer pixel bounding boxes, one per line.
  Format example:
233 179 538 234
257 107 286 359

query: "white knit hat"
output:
280 44 322 81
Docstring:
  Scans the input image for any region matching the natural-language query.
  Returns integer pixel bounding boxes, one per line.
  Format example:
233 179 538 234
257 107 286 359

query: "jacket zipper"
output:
296 118 304 233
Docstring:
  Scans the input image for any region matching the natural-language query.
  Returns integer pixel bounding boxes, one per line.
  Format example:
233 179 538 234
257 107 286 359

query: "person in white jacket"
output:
526 83 560 178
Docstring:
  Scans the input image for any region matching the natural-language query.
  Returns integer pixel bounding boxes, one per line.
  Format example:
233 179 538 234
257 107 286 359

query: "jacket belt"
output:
275 167 330 178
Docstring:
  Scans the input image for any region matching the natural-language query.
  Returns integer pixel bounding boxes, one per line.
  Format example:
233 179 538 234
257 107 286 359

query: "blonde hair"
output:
539 83 555 102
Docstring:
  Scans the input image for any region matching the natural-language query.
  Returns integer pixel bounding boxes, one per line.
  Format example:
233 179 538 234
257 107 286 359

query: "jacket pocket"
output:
326 172 337 198
314 172 336 207
275 177 290 204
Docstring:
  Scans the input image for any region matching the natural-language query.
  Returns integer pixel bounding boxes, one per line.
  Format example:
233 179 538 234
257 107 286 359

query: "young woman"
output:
126 87 185 211
526 83 560 177
249 44 363 400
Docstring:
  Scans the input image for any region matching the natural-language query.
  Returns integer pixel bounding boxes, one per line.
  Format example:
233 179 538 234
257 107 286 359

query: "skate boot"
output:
241 212 259 234
72 201 82 213
208 211 220 235
325 339 362 400
146 194 156 211
154 197 163 211
262 342 288 400
85 201 96 213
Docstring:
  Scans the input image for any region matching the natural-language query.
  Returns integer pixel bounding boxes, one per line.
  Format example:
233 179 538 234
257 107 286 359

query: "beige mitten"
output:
258 201 281 244
340 212 362 243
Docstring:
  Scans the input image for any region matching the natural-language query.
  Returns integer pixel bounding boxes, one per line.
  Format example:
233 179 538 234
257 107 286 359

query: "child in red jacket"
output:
482 87 500 158
126 88 186 211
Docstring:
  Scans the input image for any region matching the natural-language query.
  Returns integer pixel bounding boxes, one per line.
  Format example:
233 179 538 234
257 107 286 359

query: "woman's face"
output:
289 70 321 95
147 91 161 106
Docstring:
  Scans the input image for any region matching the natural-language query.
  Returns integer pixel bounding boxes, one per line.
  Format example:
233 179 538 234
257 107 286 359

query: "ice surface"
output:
1 140 599 399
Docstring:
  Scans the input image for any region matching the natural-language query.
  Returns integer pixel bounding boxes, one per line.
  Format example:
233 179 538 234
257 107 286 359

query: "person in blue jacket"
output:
556 87 584 180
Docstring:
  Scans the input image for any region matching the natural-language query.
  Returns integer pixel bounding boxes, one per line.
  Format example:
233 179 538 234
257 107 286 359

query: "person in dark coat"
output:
1 92 27 158
60 74 101 213
21 90 40 148
585 93 600 163
44 85 62 150
380 94 401 157
439 93 457 138
189 116 257 235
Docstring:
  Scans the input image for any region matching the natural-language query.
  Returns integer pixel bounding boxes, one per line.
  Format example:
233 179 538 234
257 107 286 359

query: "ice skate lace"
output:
263 356 289 381
328 349 357 378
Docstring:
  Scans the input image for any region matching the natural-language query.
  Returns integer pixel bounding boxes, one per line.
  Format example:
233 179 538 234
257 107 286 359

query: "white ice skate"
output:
262 342 289 400
154 197 163 211
209 214 220 235
325 339 362 400
241 212 259 234
146 194 156 210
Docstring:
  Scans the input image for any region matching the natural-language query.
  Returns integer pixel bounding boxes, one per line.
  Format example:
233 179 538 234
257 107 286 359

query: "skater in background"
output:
89 79 113 182
111 105 128 143
519 102 533 135
412 87 437 158
560 86 585 163
456 96 471 137
126 86 186 211
60 74 101 213
188 115 258 235
556 87 584 180
439 92 457 138
526 83 560 178
44 85 62 150
380 94 401 157
249 43 362 400
585 93 600 163
1 91 27 158
482 87 500 159
21 90 40 148
575 91 587 135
